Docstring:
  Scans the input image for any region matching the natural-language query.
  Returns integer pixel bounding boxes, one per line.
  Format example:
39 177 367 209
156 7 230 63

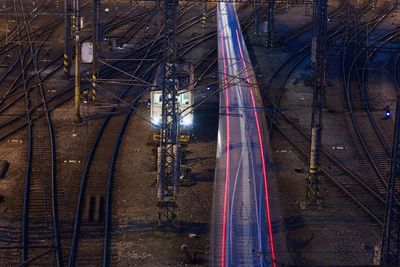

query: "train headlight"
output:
181 116 193 126
152 116 161 125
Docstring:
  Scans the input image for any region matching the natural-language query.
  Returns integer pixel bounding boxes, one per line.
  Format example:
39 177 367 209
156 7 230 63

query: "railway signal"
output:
306 0 327 208
385 109 392 119
384 104 393 119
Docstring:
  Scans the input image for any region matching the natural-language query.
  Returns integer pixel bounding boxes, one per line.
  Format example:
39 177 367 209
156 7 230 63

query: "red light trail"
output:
236 29 277 267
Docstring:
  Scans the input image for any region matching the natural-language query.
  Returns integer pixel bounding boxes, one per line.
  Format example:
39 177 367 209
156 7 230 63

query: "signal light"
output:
201 14 206 28
384 109 392 119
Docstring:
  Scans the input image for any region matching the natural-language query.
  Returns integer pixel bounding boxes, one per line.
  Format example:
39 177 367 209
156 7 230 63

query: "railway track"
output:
259 0 396 226
11 0 62 265
0 2 259 141
0 0 395 265
265 1 374 134
65 2 272 265
0 3 202 123
276 0 347 46
342 1 396 195
0 1 171 264
0 4 164 141
68 45 161 267
65 2 234 265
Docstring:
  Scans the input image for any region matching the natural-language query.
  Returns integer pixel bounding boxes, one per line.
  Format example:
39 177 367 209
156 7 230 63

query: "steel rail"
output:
15 0 63 265
259 0 391 225
342 1 395 190
68 3 203 264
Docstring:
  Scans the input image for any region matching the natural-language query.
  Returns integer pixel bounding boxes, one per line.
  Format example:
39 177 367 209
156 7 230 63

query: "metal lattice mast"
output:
157 0 181 224
266 0 275 49
306 0 327 207
92 0 100 101
254 1 260 35
381 95 400 264
74 0 81 123
64 0 72 78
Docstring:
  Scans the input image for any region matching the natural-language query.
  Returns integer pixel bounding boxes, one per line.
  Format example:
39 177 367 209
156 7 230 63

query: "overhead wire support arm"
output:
157 0 181 225
306 0 327 207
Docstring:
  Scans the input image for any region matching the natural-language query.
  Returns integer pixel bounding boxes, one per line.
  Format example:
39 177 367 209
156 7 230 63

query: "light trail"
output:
215 2 278 266
235 29 277 267
220 15 231 267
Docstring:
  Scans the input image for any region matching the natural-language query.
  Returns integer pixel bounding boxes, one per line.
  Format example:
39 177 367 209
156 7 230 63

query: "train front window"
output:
153 93 162 104
182 92 190 105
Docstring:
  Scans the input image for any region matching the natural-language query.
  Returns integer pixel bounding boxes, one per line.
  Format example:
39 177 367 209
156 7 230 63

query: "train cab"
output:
150 63 194 142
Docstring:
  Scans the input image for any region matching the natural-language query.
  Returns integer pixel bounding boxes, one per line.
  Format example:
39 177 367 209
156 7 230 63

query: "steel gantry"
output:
306 0 327 207
157 0 181 224
381 95 400 264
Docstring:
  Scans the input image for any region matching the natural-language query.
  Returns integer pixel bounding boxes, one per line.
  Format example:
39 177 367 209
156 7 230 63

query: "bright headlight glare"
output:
152 116 161 125
181 116 193 126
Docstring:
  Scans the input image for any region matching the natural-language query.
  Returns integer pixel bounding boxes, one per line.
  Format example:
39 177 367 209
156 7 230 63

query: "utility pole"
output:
74 0 81 123
306 0 327 207
64 0 72 79
381 95 400 265
92 0 100 102
157 0 181 224
266 0 275 49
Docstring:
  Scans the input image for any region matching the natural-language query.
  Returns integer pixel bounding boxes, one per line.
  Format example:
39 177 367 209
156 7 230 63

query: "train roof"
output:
151 63 194 92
